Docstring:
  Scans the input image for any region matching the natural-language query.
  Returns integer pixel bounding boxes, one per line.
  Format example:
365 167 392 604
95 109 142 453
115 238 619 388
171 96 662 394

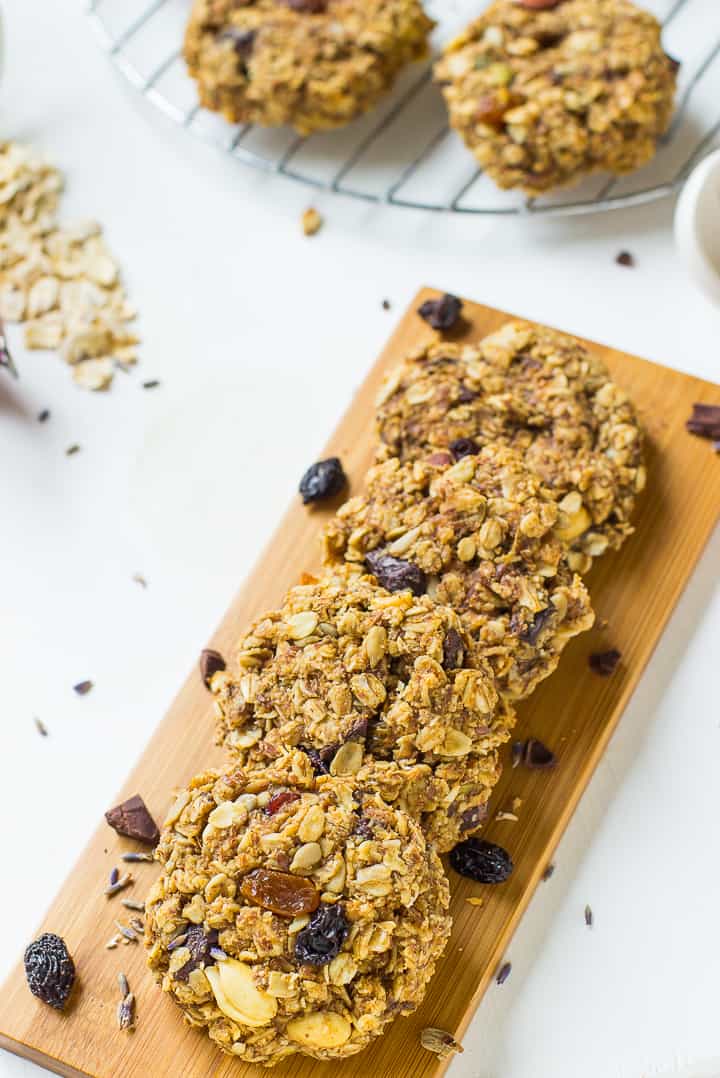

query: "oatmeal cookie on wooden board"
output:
323 447 594 700
434 0 677 194
375 321 645 567
210 570 515 852
145 751 451 1066
184 0 434 135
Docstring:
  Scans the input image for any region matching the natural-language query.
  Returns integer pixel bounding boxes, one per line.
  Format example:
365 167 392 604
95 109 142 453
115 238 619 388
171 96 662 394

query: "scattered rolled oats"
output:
0 140 140 390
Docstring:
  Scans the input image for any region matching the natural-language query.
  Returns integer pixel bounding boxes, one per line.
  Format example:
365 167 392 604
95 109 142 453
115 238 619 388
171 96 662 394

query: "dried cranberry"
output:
417 293 463 331
299 457 347 504
364 550 426 595
442 628 465 669
294 903 349 966
449 437 479 460
174 925 219 982
24 934 75 1010
266 791 301 815
450 838 513 883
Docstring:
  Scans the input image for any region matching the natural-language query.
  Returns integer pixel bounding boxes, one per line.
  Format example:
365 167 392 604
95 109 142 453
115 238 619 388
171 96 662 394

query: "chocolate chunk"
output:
73 680 93 696
298 457 347 504
588 648 621 677
364 550 426 595
417 293 463 331
520 606 555 646
24 933 75 1010
523 738 556 769
199 648 225 688
449 437 479 460
615 250 635 268
459 802 488 832
686 403 720 440
174 924 219 982
442 628 465 669
105 794 159 846
221 27 257 60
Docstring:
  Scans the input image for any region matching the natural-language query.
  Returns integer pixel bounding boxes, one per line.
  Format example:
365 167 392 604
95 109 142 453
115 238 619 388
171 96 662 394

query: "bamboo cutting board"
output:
1 289 719 1078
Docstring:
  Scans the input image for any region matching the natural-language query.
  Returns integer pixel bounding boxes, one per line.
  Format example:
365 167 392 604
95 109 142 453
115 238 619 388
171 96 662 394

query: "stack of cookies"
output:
144 304 644 1067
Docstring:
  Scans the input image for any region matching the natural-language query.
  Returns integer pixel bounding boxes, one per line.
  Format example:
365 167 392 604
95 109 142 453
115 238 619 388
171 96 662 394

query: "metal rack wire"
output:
86 0 720 217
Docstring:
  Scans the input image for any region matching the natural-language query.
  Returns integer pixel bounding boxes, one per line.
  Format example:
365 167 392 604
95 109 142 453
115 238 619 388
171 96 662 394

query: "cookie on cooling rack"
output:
184 0 434 136
375 321 645 568
323 446 594 701
434 0 678 194
209 569 515 852
145 752 451 1065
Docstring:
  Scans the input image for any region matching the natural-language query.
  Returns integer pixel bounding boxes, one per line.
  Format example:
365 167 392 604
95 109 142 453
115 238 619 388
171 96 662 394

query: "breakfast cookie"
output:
434 0 677 193
375 321 645 568
323 446 594 699
184 0 434 136
145 752 451 1066
210 570 515 851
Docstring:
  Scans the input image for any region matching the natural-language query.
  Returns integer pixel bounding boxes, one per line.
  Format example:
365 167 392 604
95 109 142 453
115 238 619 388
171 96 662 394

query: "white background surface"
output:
1 3 719 1077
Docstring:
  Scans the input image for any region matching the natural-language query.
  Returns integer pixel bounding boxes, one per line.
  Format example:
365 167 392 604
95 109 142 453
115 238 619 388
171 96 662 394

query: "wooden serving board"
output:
2 289 719 1078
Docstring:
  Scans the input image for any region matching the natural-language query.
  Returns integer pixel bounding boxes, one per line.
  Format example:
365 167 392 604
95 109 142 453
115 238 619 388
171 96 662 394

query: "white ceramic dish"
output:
674 148 720 306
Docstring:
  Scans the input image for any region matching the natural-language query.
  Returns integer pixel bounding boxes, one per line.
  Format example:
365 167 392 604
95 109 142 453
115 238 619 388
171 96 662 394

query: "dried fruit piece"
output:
105 794 159 846
616 250 635 268
200 648 225 688
286 1011 351 1048
73 680 93 696
24 933 75 1010
420 1027 464 1059
295 903 349 966
513 737 557 769
299 457 347 504
588 648 621 677
442 628 464 669
449 437 479 460
417 293 463 331
364 549 426 595
300 745 331 775
301 207 323 236
520 606 555 646
686 403 720 440
266 791 301 815
285 0 328 11
221 27 257 60
240 868 320 918
174 924 219 982
205 959 277 1027
450 838 514 883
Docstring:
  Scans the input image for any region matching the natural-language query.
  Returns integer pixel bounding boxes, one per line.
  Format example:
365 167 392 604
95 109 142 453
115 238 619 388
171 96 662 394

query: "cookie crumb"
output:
301 208 323 236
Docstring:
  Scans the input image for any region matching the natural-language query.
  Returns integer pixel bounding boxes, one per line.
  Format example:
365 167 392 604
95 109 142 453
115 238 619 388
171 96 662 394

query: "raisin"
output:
299 745 331 775
450 838 514 883
364 550 426 595
459 802 488 832
519 606 555 646
174 924 219 982
240 868 320 918
449 437 479 460
266 791 301 815
417 293 463 331
442 628 465 669
588 648 621 677
105 794 159 845
284 0 327 10
521 737 556 769
294 903 349 966
616 250 635 268
456 384 477 404
199 648 225 688
299 457 347 504
24 933 75 1010
220 27 256 60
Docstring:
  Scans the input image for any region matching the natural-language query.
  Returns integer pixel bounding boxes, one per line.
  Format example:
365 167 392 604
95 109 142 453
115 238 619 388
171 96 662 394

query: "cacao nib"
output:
105 794 159 846
299 457 347 504
417 293 463 331
364 549 426 595
200 648 225 688
450 838 513 883
24 933 75 1010
588 648 621 677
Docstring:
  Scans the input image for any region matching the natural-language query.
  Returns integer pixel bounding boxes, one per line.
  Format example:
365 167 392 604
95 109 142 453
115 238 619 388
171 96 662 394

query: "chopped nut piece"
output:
301 208 323 236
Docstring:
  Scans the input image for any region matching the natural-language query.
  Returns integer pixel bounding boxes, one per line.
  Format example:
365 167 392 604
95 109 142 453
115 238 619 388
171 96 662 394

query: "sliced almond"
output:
286 1011 352 1049
205 960 277 1028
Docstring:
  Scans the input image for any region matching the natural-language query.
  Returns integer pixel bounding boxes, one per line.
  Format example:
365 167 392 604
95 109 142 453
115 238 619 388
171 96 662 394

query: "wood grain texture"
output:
1 289 719 1078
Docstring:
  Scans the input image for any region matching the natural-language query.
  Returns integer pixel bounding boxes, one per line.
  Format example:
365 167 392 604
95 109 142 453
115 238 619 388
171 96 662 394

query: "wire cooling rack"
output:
87 0 720 216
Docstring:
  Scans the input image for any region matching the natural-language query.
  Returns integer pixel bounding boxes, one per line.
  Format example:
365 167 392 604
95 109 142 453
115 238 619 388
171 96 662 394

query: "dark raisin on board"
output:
298 457 347 505
364 549 426 596
294 903 349 966
450 838 514 883
199 648 226 688
417 293 463 332
513 737 557 770
686 403 720 441
588 648 621 677
105 794 160 846
616 251 635 268
73 680 93 696
24 933 75 1010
